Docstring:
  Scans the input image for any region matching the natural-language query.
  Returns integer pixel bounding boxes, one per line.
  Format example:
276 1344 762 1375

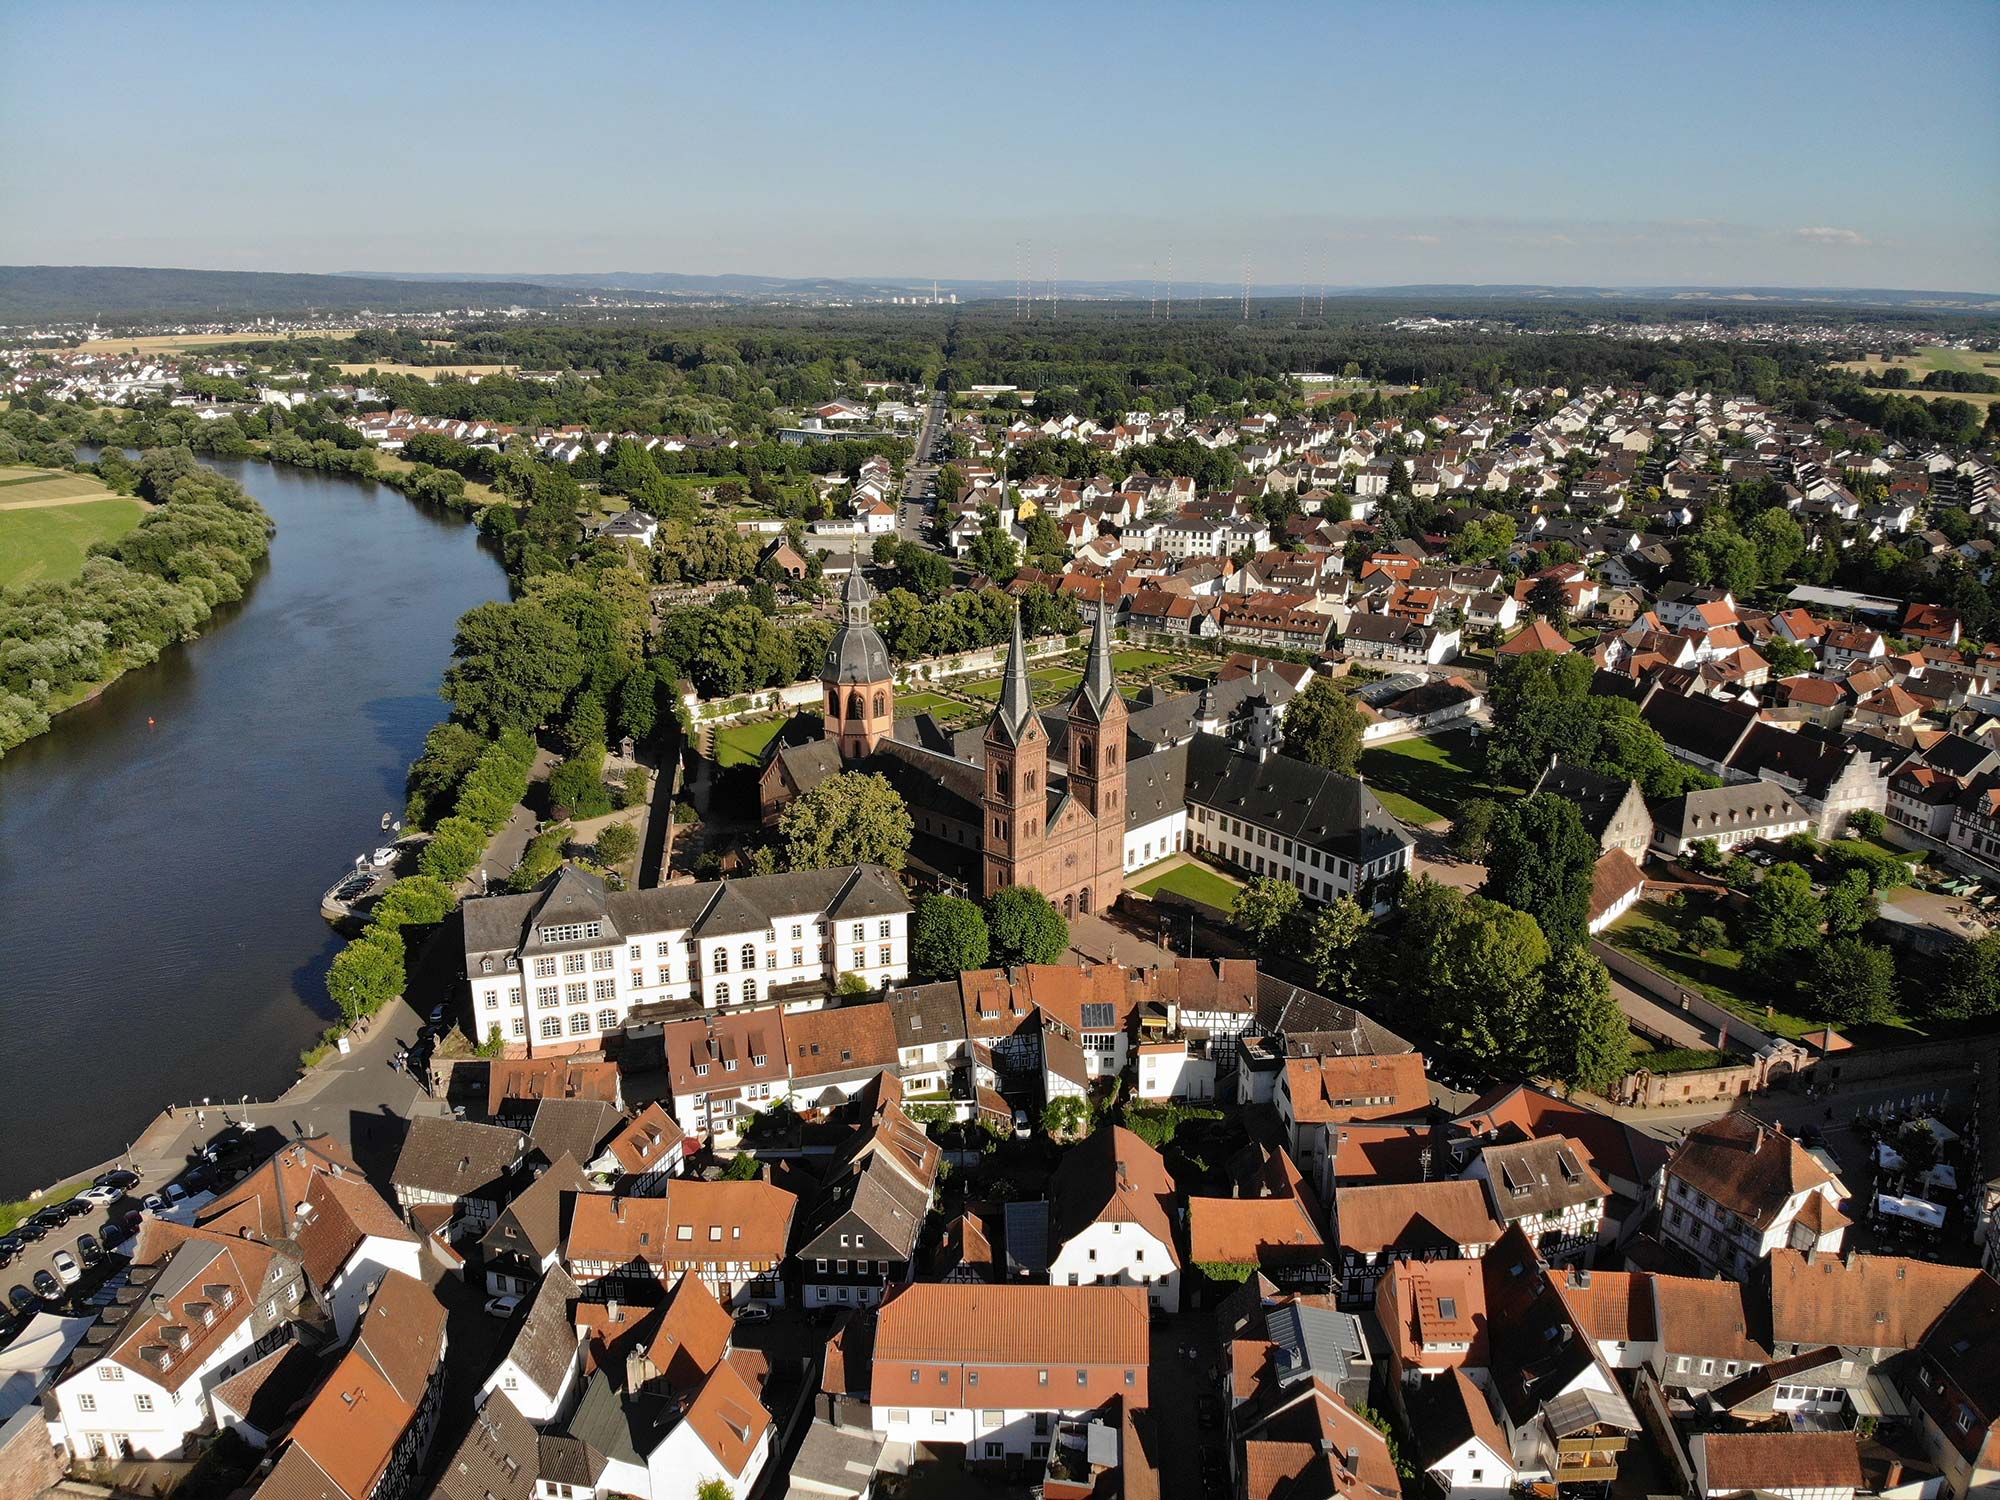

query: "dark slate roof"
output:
529 1100 624 1171
1532 760 1642 845
498 1264 582 1398
480 1154 589 1264
1918 733 2000 781
561 1368 674 1466
1124 742 1189 830
774 737 845 798
826 620 892 684
1125 672 1295 750
391 1116 525 1199
1184 733 1412 863
1633 689 1758 766
990 611 1037 747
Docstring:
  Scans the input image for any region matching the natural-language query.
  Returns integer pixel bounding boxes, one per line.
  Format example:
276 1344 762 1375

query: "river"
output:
0 458 507 1196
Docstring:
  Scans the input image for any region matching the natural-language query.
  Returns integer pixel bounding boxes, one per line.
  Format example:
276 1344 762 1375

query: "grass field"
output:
335 362 518 380
1834 348 2000 407
1608 899 1836 1042
1132 859 1243 913
0 464 124 503
894 691 979 724
713 719 788 768
0 1179 90 1237
956 666 1084 703
1356 729 1512 826
1111 649 1179 672
77 330 358 355
0 499 147 588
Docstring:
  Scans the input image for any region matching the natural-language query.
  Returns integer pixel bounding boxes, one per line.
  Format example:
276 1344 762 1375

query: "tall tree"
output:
987 886 1070 967
1481 793 1599 946
440 600 583 736
1301 897 1368 1000
1741 862 1822 982
1232 877 1303 949
778 772 913 872
1535 946 1631 1094
911 894 991 980
1282 680 1364 776
1810 938 1896 1026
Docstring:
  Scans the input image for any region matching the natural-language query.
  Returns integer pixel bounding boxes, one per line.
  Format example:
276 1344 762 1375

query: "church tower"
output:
1063 593 1129 904
822 557 894 758
981 608 1047 898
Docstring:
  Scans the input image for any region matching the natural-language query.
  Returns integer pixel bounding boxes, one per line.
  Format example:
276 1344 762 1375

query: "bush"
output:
1822 840 1916 892
1846 809 1887 840
369 874 456 933
510 823 572 892
595 821 639 867
326 928 405 1023
549 748 612 819
618 765 651 809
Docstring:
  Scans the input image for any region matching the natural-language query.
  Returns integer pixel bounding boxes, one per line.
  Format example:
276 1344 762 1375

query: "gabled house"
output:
476 1265 583 1423
1465 1136 1608 1264
589 1102 688 1194
390 1116 528 1236
1662 1114 1848 1278
795 1099 940 1309
1045 1126 1182 1313
479 1153 589 1298
563 1180 795 1309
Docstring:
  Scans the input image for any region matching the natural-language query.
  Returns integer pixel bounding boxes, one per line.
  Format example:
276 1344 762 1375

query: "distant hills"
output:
3 263 1995 323
0 266 590 323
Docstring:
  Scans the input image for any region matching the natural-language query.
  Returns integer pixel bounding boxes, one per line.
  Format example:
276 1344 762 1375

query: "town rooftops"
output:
870 1283 1150 1402
1768 1248 1984 1353
1284 1052 1430 1123
1477 1136 1608 1221
390 1116 526 1201
1186 733 1412 866
1335 1180 1504 1257
1698 1431 1865 1494
599 1102 686 1176
565 1180 796 1270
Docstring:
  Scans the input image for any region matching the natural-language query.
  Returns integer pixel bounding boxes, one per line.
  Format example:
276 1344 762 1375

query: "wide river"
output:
0 459 507 1196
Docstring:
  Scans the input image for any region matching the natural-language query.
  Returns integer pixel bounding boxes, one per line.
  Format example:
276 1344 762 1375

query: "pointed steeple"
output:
842 549 873 625
1083 590 1116 712
991 606 1034 743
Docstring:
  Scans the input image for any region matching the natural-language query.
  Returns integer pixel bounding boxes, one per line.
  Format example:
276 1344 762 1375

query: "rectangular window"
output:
537 986 558 1009
879 946 891 966
854 949 865 970
78 1394 95 1412
629 944 641 960
542 922 602 945
792 949 803 967
565 983 587 1005
135 1394 154 1411
657 941 672 957
631 969 643 988
658 966 672 986
534 956 557 978
512 1017 527 1037
879 920 891 938
592 950 613 971
563 953 586 974
594 978 616 1000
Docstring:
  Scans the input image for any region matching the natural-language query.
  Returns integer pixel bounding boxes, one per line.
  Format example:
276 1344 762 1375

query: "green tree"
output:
987 886 1070 966
1811 938 1897 1026
695 1477 735 1500
1232 876 1303 949
440 600 583 736
1536 946 1631 1093
1527 575 1570 629
1301 897 1368 999
1687 914 1729 956
369 875 456 933
1451 798 1500 862
967 522 1019 583
778 771 913 872
911 894 991 980
548 748 611 819
326 929 405 1023
1760 637 1815 678
509 824 572 891
594 822 639 867
1481 794 1599 946
1821 869 1878 938
1927 935 1999 1021
1741 862 1823 981
618 765 652 810
1042 1094 1088 1138
1282 680 1364 776
418 816 486 883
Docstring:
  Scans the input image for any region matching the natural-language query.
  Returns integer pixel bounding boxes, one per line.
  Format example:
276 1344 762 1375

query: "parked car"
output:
161 1183 189 1206
5 1286 31 1315
99 1222 130 1251
78 1184 122 1206
1013 1109 1031 1139
28 1208 66 1233
427 1004 447 1026
50 1251 81 1287
57 1199 92 1223
482 1294 522 1319
77 1235 101 1266
94 1170 139 1192
140 1194 165 1215
13 1221 45 1244
32 1270 61 1302
0 1244 13 1272
734 1305 771 1324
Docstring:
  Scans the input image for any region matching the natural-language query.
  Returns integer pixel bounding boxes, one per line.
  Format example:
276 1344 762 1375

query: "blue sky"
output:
3 0 1996 291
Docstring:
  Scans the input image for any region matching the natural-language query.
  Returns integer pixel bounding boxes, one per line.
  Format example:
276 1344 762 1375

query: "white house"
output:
476 1268 584 1424
1043 1126 1182 1314
462 864 911 1058
1662 1115 1849 1279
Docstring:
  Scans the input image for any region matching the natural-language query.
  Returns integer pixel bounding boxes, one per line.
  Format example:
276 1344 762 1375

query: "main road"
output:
898 386 950 543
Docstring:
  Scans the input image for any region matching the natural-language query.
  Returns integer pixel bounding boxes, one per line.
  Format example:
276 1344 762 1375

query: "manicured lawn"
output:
0 1178 90 1237
1132 859 1242 913
712 718 788 768
1356 729 1512 827
0 496 148 588
1112 649 1179 672
895 691 978 725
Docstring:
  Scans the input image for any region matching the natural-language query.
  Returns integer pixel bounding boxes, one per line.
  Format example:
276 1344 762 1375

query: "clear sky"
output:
3 0 1996 292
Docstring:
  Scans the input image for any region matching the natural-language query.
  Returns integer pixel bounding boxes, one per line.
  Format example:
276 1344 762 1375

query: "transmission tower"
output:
1165 245 1174 322
1241 259 1250 323
1025 238 1035 322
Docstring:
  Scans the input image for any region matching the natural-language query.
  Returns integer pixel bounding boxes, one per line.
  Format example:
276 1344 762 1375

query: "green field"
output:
1607 899 1834 1042
1111 649 1179 672
1132 859 1242 913
713 718 788 768
956 666 1083 703
0 1178 90 1237
0 464 125 503
0 496 148 588
1356 729 1512 827
894 691 978 724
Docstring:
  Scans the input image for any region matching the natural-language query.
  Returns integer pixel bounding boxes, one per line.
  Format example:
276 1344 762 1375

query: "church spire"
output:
992 606 1034 743
842 549 873 625
1082 590 1116 714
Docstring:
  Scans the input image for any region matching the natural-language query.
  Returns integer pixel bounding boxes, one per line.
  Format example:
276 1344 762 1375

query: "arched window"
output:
743 978 758 1002
741 943 757 969
1077 739 1094 771
848 691 864 720
995 767 1010 797
714 981 731 1004
873 691 886 717
1063 893 1075 918
1106 745 1117 767
1079 887 1091 914
828 691 840 716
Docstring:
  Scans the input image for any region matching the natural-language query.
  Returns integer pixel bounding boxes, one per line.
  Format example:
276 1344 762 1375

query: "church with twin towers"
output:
758 561 1413 916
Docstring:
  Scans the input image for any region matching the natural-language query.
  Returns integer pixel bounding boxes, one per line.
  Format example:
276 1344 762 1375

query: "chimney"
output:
609 1298 620 1322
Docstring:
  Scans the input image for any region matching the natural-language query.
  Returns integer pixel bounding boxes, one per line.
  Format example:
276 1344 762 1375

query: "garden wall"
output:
1591 940 1779 1053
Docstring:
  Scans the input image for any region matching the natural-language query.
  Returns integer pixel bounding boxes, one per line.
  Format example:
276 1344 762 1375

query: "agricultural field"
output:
1834 347 2000 406
77 329 357 355
334 362 518 380
0 466 148 588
